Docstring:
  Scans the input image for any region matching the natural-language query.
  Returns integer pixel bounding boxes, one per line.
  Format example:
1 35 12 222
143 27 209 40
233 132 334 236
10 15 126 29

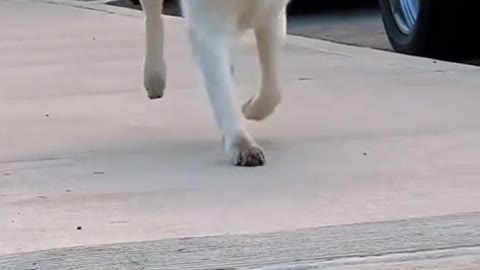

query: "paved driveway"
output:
1 0 480 269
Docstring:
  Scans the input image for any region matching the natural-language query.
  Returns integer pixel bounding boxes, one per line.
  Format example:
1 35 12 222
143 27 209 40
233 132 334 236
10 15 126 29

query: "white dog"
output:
139 0 290 167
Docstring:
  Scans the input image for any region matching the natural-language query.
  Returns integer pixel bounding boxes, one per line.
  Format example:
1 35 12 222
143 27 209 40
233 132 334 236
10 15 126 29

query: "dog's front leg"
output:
140 0 166 99
189 29 266 167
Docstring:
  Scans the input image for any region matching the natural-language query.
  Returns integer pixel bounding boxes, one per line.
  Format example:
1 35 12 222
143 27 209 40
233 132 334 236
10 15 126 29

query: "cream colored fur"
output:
140 0 290 167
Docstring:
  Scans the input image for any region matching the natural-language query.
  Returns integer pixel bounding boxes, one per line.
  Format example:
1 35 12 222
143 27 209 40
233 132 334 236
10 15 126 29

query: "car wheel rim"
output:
389 0 420 35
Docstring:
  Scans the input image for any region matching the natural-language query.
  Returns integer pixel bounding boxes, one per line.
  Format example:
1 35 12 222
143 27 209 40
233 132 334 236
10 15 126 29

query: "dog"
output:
139 0 290 167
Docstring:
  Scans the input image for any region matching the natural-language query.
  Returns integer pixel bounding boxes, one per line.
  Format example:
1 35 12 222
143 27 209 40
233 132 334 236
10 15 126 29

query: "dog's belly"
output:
181 0 290 32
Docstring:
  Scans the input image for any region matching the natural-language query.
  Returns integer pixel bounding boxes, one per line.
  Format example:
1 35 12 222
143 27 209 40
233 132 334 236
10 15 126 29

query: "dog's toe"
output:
144 71 166 99
233 145 266 167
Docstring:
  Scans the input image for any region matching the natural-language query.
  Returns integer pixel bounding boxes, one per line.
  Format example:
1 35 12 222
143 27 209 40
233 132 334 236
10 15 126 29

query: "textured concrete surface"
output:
2 212 480 269
1 0 480 268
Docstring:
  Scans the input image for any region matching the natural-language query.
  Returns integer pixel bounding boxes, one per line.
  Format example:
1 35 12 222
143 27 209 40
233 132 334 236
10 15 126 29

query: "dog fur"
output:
139 0 290 166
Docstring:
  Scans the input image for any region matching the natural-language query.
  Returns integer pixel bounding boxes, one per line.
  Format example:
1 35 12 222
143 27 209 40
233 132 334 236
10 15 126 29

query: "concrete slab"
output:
1 0 480 268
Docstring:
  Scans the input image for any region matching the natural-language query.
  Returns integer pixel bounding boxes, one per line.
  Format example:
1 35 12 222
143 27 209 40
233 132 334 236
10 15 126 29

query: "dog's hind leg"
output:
188 28 266 167
242 10 286 121
140 0 167 99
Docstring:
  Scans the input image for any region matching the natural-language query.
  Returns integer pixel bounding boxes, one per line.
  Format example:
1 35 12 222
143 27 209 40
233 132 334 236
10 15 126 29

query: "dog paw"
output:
144 71 166 99
242 95 281 121
233 144 266 167
225 135 266 167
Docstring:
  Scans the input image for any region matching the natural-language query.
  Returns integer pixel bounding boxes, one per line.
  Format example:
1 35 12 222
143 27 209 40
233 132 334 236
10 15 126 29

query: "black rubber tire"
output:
288 0 377 14
379 0 480 61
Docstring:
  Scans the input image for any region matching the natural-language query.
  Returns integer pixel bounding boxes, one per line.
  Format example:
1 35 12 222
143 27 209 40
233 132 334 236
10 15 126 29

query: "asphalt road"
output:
287 3 392 52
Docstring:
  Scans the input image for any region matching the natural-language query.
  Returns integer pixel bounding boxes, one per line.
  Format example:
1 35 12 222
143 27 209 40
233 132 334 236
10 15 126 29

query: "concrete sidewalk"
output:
1 0 480 269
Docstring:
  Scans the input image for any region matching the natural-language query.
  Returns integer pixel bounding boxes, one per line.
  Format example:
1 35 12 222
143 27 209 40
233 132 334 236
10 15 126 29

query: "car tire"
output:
379 0 480 61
